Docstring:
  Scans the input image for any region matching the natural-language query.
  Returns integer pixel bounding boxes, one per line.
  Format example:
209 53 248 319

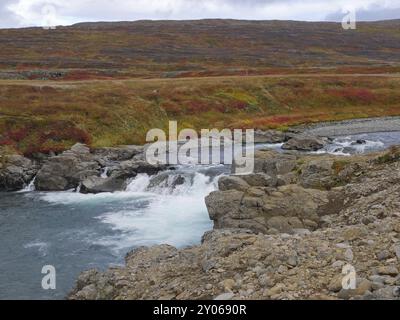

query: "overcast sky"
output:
0 0 399 28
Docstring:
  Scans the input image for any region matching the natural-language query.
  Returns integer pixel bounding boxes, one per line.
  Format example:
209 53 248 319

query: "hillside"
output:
1 75 400 155
0 19 400 80
1 19 400 155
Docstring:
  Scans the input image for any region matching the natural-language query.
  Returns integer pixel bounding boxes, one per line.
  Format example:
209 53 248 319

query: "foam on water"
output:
319 136 386 155
23 241 49 257
95 171 219 250
38 167 221 251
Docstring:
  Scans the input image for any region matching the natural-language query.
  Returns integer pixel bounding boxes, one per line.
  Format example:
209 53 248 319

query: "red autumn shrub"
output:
6 128 29 142
326 88 376 104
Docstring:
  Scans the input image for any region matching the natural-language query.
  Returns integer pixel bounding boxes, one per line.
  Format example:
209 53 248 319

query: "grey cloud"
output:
0 0 19 28
326 7 400 22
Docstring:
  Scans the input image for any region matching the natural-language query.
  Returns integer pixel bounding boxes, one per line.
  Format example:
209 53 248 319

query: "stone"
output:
35 144 100 191
80 176 127 194
344 249 354 262
0 155 37 191
338 279 372 299
328 275 344 292
282 135 327 152
241 173 275 187
394 245 400 261
222 279 235 292
377 250 391 261
377 266 399 276
214 292 234 300
342 226 367 241
218 176 250 192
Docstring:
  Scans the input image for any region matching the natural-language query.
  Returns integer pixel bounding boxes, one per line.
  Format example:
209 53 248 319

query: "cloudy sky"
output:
0 0 399 28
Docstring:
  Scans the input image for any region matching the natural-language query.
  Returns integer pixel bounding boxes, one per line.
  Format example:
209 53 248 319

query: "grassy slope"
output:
1 19 400 154
1 75 400 155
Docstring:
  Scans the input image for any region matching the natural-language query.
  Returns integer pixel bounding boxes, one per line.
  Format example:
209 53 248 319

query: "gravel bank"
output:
298 117 400 137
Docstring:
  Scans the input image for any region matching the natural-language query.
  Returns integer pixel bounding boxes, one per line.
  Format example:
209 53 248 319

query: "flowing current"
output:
0 132 399 299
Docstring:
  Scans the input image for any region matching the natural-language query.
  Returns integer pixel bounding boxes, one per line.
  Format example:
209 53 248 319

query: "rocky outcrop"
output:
35 144 101 191
206 183 343 234
80 176 127 194
68 146 400 301
0 154 38 191
282 135 329 151
33 143 166 192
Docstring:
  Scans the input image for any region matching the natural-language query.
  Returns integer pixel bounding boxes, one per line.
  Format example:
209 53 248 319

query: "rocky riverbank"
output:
0 129 330 193
0 143 167 193
68 146 400 300
5 116 398 193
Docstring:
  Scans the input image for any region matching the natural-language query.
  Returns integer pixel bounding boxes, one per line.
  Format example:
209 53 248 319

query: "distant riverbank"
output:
298 116 400 137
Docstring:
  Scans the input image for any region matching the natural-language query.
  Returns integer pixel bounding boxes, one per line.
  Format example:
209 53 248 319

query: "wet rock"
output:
282 135 327 151
351 140 367 146
35 144 101 191
108 159 166 180
80 176 128 194
0 154 38 191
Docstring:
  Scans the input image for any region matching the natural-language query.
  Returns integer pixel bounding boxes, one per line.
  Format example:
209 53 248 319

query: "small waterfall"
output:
97 166 222 249
126 174 151 192
20 176 36 192
101 167 109 179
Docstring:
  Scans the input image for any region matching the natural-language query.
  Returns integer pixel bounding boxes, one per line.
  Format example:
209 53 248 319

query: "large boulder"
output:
218 176 250 192
206 184 344 234
299 159 336 189
282 135 328 151
35 143 101 191
80 176 128 194
0 154 38 191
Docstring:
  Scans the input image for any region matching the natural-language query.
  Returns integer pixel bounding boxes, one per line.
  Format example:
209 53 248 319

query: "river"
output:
0 132 399 299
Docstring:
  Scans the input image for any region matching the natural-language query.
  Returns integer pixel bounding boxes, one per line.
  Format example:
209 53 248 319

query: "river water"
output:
0 132 399 299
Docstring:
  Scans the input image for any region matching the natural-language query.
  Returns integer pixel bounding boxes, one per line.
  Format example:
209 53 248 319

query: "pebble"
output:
328 275 343 292
222 279 235 292
394 245 400 260
377 250 391 261
344 248 354 262
332 260 346 269
377 266 399 276
214 292 234 300
287 255 298 267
